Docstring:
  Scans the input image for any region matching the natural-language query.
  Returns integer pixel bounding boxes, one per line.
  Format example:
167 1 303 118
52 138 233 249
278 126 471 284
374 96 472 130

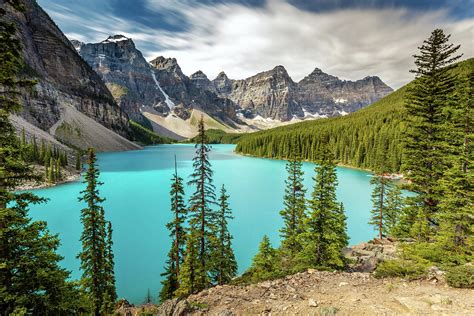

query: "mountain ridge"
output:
74 34 393 138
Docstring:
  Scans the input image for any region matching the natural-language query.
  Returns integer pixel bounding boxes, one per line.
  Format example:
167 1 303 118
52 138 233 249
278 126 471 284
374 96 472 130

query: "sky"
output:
37 0 473 88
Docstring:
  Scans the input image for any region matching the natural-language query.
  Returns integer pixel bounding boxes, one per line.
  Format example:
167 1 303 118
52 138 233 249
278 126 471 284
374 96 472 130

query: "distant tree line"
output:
17 128 84 183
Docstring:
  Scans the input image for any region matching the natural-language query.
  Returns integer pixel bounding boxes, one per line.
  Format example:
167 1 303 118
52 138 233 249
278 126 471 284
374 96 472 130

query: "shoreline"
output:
15 173 82 191
233 149 405 178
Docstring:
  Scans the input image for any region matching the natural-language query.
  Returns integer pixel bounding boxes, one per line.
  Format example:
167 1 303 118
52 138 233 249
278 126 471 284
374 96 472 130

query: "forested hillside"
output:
235 58 473 172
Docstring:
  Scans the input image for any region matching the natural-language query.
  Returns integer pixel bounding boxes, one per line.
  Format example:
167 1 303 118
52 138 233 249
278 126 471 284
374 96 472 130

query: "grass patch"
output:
320 306 339 316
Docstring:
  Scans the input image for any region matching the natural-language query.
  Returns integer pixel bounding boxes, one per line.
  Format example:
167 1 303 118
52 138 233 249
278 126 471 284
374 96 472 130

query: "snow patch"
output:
151 71 175 110
252 115 281 123
102 35 129 43
338 110 349 116
98 54 106 68
302 108 327 119
334 98 347 104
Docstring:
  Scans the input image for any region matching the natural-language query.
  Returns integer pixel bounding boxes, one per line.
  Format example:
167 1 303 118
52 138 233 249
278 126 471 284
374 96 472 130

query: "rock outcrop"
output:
3 0 138 151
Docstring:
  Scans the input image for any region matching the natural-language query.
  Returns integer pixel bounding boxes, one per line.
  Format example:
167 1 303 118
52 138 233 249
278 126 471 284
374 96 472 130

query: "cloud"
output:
42 0 473 88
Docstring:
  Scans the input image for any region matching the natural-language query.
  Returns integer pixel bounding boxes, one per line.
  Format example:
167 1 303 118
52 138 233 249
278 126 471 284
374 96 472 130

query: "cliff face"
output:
76 35 168 123
2 0 137 151
296 68 394 116
149 56 240 124
213 66 393 121
221 66 301 120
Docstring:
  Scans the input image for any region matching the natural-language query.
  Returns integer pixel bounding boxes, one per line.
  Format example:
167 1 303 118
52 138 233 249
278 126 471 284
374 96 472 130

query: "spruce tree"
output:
436 68 473 262
301 146 347 269
402 29 462 239
160 157 187 302
77 148 108 315
385 185 404 237
0 1 81 313
369 175 391 239
176 231 199 297
187 115 216 291
76 150 82 170
279 146 307 258
210 185 237 285
246 235 280 282
104 221 117 310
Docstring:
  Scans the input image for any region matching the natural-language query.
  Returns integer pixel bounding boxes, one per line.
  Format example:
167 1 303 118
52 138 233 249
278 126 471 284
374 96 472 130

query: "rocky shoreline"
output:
15 166 82 191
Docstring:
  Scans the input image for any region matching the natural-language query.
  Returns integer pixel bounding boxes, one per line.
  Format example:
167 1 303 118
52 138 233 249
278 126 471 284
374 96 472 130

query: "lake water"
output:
28 144 376 304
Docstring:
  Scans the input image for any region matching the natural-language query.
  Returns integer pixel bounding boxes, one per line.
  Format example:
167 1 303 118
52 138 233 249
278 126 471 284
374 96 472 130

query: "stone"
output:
308 298 319 307
427 266 446 283
339 282 349 287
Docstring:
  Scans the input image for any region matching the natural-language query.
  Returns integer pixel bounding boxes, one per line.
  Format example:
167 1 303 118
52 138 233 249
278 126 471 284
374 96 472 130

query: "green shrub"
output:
320 306 339 316
445 265 474 288
374 259 428 280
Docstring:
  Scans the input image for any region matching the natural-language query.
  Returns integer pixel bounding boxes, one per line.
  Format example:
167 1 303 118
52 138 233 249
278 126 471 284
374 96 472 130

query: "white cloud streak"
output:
45 0 474 88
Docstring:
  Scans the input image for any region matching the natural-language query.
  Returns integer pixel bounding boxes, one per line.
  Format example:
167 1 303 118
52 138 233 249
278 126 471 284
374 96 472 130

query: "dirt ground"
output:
182 270 474 315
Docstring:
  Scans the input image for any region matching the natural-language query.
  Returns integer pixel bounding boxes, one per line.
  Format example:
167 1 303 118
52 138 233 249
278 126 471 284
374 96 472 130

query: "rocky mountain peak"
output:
215 71 229 81
70 39 84 51
301 67 339 84
271 65 290 77
190 70 208 80
102 34 132 44
149 56 183 75
212 71 233 95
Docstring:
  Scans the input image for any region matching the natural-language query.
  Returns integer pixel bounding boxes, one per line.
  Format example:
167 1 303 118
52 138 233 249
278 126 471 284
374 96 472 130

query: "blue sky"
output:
38 0 473 88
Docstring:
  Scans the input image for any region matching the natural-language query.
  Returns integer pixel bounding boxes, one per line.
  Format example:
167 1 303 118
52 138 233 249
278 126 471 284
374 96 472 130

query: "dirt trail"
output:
183 270 474 315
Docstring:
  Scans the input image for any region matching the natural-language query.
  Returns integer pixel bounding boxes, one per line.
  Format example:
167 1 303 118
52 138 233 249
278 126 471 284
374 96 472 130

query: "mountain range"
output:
74 35 393 139
5 0 393 149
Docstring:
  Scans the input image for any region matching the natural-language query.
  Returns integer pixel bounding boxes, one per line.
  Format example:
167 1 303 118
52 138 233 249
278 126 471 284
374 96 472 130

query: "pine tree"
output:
176 231 199 297
1 2 82 313
48 157 55 183
76 150 82 171
104 221 117 309
402 29 462 239
144 288 152 304
187 115 216 291
160 157 187 302
301 147 347 269
385 185 404 237
246 235 280 282
279 146 307 258
436 67 474 262
78 148 108 316
369 175 391 239
210 185 237 285
55 157 61 180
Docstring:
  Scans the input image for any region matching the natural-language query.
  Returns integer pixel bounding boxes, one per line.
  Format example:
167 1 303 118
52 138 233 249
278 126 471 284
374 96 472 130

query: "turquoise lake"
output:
28 144 377 304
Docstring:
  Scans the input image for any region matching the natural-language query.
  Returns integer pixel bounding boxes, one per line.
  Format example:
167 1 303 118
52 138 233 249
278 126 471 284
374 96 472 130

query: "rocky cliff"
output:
75 35 165 124
2 0 139 151
213 66 393 121
76 38 241 139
